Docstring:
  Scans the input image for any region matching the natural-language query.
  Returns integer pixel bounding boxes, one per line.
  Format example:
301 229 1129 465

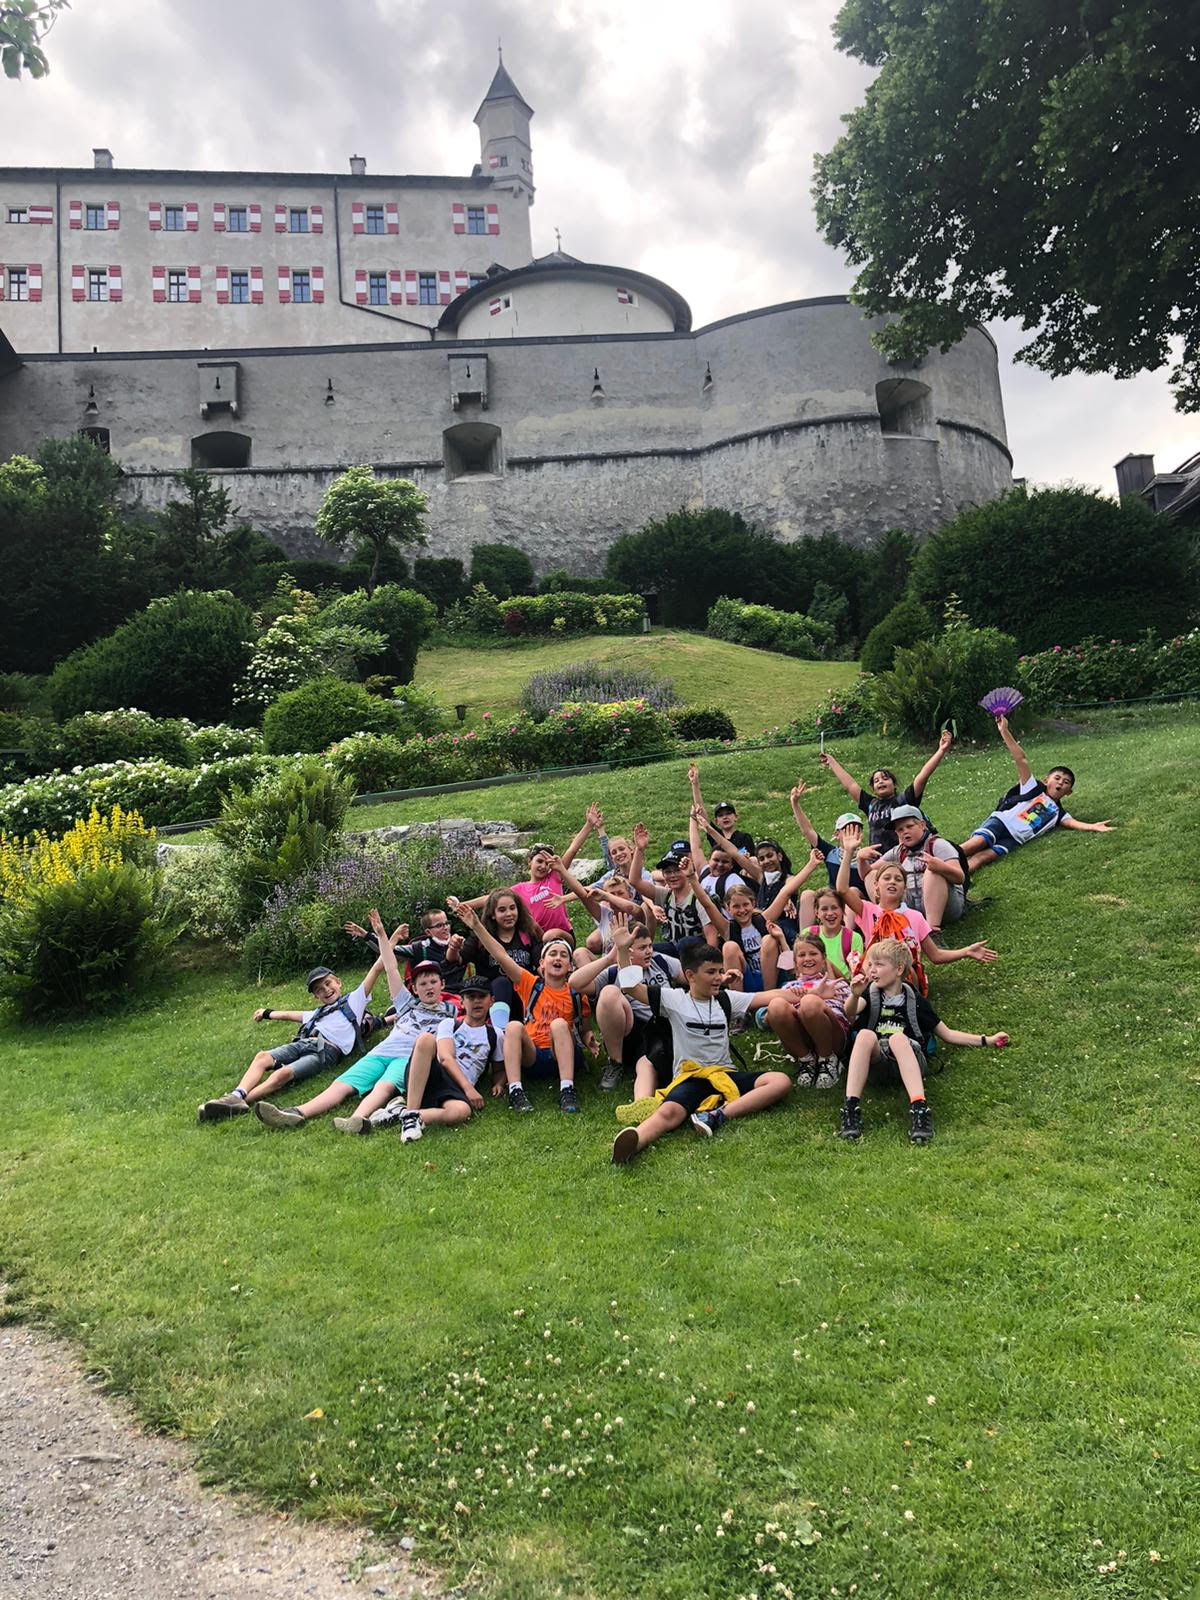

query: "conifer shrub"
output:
859 596 937 675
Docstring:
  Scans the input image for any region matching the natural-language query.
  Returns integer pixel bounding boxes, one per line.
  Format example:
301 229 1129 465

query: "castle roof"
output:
475 55 533 120
438 255 693 334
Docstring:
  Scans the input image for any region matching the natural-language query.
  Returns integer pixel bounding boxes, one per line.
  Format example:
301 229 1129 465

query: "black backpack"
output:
295 995 364 1058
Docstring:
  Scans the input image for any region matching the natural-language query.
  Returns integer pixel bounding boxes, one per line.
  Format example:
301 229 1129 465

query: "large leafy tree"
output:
314 466 427 598
813 1 1200 410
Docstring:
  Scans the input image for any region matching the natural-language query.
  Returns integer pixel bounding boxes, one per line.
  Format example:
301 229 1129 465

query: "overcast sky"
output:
3 0 1194 492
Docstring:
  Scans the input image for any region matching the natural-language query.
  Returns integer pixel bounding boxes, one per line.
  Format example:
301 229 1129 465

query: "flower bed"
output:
1017 631 1200 705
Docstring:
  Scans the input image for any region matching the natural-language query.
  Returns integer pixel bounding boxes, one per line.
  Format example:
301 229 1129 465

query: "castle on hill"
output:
0 55 1012 568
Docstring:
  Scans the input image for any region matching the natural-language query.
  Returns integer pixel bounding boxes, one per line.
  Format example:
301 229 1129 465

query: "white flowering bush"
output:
185 723 262 762
234 590 385 713
161 847 242 941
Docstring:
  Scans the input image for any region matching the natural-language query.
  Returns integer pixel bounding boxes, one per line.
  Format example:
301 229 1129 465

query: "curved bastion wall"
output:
0 295 1011 569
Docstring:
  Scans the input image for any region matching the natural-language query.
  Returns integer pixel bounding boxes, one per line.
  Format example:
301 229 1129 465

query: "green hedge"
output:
706 596 835 659
444 585 645 638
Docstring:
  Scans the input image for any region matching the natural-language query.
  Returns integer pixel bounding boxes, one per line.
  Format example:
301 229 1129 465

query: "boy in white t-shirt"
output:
961 715 1114 873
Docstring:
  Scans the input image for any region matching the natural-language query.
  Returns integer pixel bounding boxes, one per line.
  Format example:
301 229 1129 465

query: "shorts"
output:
663 1068 760 1116
529 1042 584 1078
420 1061 469 1109
741 969 765 994
622 1016 672 1075
336 1050 409 1097
970 815 1021 859
909 881 966 924
875 1032 932 1086
268 1038 343 1083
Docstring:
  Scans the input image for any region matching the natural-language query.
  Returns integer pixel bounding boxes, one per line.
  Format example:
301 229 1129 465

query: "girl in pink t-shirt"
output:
512 842 574 937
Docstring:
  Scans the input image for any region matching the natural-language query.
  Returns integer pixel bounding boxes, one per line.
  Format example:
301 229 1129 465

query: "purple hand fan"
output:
978 686 1024 718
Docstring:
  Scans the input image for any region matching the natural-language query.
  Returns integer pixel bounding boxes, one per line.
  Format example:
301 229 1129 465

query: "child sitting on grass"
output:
721 882 783 992
819 728 953 850
571 922 682 1091
333 975 498 1140
457 887 542 1033
763 933 853 1088
345 907 469 993
254 911 456 1130
608 921 793 1165
960 714 1115 873
196 945 391 1123
837 938 1009 1145
801 887 864 979
448 895 588 1114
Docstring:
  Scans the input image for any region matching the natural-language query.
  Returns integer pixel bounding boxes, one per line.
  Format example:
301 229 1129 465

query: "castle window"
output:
292 269 311 303
7 267 27 300
289 207 309 233
229 270 249 304
365 204 385 234
466 206 486 234
496 154 508 167
191 430 252 469
227 206 248 232
8 208 28 223
368 271 387 305
85 204 105 230
418 271 437 305
87 267 108 301
163 205 185 231
875 377 934 438
167 268 188 302
443 421 502 480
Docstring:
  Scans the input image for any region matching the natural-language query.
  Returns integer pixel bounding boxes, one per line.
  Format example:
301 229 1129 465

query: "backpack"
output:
295 995 363 1058
524 975 583 1026
857 981 941 1070
804 922 856 964
898 827 972 900
862 908 929 995
647 983 749 1072
727 912 769 958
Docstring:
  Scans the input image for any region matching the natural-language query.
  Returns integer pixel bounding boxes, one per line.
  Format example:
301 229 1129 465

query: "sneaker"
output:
793 1053 819 1088
599 1058 623 1091
332 1114 370 1135
615 1096 657 1126
254 1102 305 1130
508 1085 534 1114
559 1084 580 1114
197 1091 249 1123
690 1107 726 1138
611 1126 640 1165
909 1100 935 1144
368 1095 407 1132
814 1054 843 1091
836 1099 863 1140
399 1109 424 1142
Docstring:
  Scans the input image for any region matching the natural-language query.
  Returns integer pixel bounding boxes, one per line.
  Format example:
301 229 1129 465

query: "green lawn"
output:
414 629 858 737
4 704 1198 1599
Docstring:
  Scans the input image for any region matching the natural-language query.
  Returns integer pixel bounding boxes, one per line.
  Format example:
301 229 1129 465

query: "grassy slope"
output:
3 705 1198 1600
413 630 858 737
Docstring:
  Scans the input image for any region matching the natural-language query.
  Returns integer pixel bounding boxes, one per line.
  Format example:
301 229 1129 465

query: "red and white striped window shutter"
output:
152 265 166 302
351 202 365 234
71 264 86 301
274 204 288 233
488 154 500 170
311 265 325 303
451 203 466 234
248 204 262 232
389 269 403 304
385 202 399 234
188 265 202 302
106 200 120 229
277 266 291 303
437 270 452 304
68 199 83 229
453 269 470 296
108 265 123 302
28 205 53 223
216 265 230 304
28 263 43 301
212 202 227 231
403 269 417 304
0 273 5 303
249 265 264 303
486 203 500 235
148 202 162 231
489 297 502 316
311 205 323 234
354 268 368 305
185 202 199 231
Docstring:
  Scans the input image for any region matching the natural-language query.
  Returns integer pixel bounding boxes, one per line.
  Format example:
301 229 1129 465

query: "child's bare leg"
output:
845 1031 878 1098
921 870 949 931
243 1061 295 1103
626 1099 687 1151
355 1072 406 1121
960 834 998 872
761 935 780 989
595 984 633 1061
504 1021 534 1084
795 994 837 1056
404 1034 439 1110
722 1070 791 1120
765 996 816 1061
798 889 817 928
293 1079 358 1120
237 1049 281 1096
585 929 604 955
722 942 746 990
888 1035 927 1100
631 1054 658 1099
420 1100 472 1127
549 1016 576 1082
572 947 591 970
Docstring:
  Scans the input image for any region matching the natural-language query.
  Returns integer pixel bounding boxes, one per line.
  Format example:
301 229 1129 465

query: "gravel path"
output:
0 1318 438 1600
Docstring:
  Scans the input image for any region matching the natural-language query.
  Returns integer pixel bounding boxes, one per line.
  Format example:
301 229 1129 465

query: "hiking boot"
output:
690 1107 726 1138
399 1109 423 1142
599 1058 623 1091
611 1126 640 1165
814 1054 843 1091
909 1100 934 1144
615 1096 657 1126
836 1098 863 1140
197 1091 249 1123
559 1084 580 1114
332 1114 370 1135
254 1102 305 1130
508 1085 534 1114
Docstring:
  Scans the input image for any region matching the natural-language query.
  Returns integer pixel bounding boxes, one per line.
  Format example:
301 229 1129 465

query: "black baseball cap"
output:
305 966 335 991
658 853 685 871
714 801 737 815
460 976 492 996
669 838 691 855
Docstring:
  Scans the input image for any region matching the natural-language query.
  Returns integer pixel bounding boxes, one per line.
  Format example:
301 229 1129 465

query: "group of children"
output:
197 713 1113 1159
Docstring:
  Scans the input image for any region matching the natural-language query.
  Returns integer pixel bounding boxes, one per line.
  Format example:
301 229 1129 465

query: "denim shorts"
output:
971 815 1020 858
529 1043 583 1078
268 1038 343 1083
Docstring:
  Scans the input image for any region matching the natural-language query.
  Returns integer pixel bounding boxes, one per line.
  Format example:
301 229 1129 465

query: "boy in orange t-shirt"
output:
448 896 587 1115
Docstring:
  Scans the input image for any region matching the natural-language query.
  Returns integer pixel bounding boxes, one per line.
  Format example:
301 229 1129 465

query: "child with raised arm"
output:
196 945 390 1123
458 887 542 1032
632 846 726 951
857 804 966 934
836 938 1009 1145
960 714 1114 873
572 922 682 1091
448 895 586 1114
763 933 854 1088
720 882 782 993
254 911 457 1130
688 762 756 856
790 781 867 921
607 922 793 1165
819 728 953 851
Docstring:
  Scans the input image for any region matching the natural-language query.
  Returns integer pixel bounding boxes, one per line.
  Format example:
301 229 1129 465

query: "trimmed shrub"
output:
909 486 1199 652
184 755 280 821
521 662 677 720
389 683 449 736
538 569 630 597
57 709 193 770
413 556 469 613
319 584 437 684
1153 630 1200 695
443 587 645 638
871 610 1022 741
48 590 254 723
470 542 535 600
263 677 412 755
707 596 835 658
860 596 937 675
668 706 738 743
